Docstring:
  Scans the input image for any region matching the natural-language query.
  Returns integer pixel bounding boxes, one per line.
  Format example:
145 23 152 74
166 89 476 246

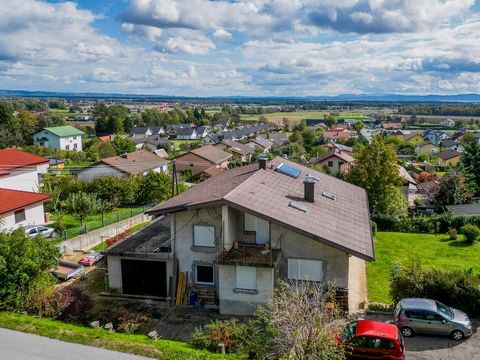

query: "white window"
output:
288 258 324 282
236 266 256 290
193 225 215 247
196 265 214 285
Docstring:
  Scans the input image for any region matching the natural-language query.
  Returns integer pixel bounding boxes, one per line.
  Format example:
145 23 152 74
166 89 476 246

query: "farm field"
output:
239 111 368 123
367 232 480 304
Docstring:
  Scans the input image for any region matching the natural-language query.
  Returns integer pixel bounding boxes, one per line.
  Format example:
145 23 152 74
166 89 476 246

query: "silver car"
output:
394 298 472 341
24 225 56 238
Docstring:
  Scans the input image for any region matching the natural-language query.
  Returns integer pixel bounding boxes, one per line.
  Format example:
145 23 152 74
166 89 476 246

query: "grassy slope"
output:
0 312 242 360
367 232 480 304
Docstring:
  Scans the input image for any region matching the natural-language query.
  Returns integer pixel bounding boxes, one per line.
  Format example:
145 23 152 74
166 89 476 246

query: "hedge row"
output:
372 213 480 234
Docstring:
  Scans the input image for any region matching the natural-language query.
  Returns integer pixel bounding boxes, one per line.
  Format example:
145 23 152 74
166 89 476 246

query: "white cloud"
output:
213 29 233 43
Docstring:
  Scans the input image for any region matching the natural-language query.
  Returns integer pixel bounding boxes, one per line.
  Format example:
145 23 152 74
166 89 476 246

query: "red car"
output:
78 252 104 266
341 320 405 360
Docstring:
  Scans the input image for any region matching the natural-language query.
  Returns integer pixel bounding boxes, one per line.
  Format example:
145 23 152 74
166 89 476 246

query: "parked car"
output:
24 225 56 238
78 252 104 266
394 298 472 340
340 320 405 359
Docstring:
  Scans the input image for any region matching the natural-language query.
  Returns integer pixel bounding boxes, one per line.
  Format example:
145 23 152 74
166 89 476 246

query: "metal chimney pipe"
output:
304 176 316 202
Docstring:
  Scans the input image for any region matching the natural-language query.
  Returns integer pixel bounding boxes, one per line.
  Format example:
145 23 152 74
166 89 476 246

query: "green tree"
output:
346 137 405 215
324 113 337 128
64 192 100 225
301 129 316 152
137 171 172 204
0 230 59 309
435 171 473 206
112 136 136 155
288 130 303 143
352 120 365 133
0 101 18 133
461 140 480 186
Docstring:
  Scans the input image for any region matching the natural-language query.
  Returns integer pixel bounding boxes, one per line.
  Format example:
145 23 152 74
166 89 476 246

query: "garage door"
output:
121 259 167 297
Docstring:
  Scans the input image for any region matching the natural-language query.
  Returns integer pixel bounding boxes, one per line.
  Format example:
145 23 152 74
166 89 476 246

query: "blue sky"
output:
1 0 480 96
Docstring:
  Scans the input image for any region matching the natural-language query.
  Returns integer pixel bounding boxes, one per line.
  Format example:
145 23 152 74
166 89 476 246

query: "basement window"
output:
196 265 214 285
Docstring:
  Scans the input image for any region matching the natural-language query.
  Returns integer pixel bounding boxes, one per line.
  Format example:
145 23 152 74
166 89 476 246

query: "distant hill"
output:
1 89 480 103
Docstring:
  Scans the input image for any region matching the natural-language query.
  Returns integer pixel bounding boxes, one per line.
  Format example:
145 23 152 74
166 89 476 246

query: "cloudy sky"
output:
1 0 480 96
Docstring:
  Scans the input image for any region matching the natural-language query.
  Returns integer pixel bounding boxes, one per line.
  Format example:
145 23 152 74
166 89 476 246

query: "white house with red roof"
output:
0 149 51 230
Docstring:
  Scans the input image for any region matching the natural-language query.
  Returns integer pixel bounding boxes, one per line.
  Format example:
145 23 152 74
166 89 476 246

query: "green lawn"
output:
53 206 149 239
49 109 70 113
367 232 480 304
0 312 242 360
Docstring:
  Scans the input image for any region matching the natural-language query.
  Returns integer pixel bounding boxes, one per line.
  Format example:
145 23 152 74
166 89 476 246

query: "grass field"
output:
238 111 368 123
0 312 242 360
367 232 480 304
49 109 70 114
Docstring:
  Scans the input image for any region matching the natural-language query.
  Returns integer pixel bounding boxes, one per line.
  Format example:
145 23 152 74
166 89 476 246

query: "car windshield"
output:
341 322 357 342
435 301 453 319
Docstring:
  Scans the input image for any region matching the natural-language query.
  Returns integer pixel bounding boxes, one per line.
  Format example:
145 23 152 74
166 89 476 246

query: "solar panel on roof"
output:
275 162 301 178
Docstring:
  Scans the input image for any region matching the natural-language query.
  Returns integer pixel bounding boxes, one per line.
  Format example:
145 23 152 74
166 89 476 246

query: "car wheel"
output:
401 327 414 337
451 330 464 341
50 231 57 238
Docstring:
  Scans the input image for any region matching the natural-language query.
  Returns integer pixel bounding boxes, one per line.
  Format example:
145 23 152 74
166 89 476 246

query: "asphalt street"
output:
0 328 152 360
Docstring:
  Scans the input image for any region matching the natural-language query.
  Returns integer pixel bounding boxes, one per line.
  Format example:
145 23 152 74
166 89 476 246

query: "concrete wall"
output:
65 213 152 252
219 265 274 315
173 206 223 288
271 223 350 288
0 169 40 192
0 203 45 231
348 255 367 312
107 255 174 297
77 163 124 181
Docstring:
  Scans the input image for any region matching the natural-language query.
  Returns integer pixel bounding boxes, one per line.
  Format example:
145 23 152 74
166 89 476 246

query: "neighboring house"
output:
33 125 85 151
0 148 49 192
74 114 93 121
176 127 198 140
437 149 462 167
403 132 424 146
203 133 220 145
174 145 232 177
150 126 165 136
131 127 153 139
416 180 440 204
268 132 289 148
49 158 65 170
445 204 480 216
415 141 439 156
195 126 209 139
320 143 353 154
310 149 354 173
249 136 273 152
440 139 464 152
217 140 254 163
154 149 169 158
423 129 448 144
323 127 354 142
132 136 171 151
77 150 169 181
116 157 373 316
0 188 50 231
398 165 418 202
98 135 114 142
440 118 455 127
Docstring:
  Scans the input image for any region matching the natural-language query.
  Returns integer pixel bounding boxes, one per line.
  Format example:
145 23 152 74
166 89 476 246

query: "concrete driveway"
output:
0 328 151 360
365 313 480 360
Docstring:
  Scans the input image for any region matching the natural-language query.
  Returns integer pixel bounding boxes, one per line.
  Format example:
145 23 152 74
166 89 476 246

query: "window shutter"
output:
288 258 324 282
236 266 257 290
193 225 215 247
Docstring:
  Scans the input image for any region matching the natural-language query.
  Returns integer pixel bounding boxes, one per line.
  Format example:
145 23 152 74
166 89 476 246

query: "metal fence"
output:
62 204 154 240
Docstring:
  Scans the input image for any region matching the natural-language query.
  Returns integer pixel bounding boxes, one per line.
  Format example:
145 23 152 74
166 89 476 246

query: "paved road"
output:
366 314 480 360
0 328 152 360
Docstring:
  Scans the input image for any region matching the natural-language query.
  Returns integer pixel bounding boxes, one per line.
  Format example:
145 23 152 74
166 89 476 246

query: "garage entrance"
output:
121 259 167 297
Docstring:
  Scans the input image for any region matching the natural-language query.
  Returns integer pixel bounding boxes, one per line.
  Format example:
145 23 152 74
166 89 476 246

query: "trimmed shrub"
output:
461 224 480 243
448 228 457 240
390 261 480 316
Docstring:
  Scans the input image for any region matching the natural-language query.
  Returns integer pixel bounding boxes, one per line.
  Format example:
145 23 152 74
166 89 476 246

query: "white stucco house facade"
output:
33 125 85 152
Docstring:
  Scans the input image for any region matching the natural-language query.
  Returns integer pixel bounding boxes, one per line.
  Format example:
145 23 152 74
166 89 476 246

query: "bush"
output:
448 228 457 240
59 287 93 323
191 319 248 354
390 261 480 317
461 224 480 243
24 274 68 318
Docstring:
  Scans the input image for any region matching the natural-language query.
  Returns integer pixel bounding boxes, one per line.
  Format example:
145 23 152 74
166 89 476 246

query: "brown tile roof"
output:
222 139 254 156
323 128 352 140
416 180 439 198
149 157 374 260
189 145 232 164
203 166 224 177
312 149 355 164
437 149 462 160
96 150 168 175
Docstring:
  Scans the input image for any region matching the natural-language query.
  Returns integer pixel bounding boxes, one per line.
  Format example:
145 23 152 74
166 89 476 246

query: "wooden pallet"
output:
196 288 216 305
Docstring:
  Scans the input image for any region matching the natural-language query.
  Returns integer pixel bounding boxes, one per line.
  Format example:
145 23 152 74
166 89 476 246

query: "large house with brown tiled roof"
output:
437 149 463 167
310 149 355 173
105 157 373 316
174 145 232 177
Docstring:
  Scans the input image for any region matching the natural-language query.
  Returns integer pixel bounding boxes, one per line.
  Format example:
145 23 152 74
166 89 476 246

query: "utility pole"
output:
171 159 176 197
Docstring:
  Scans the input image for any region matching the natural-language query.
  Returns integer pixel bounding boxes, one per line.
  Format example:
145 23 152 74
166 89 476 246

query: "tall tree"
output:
346 137 405 215
461 140 480 186
435 171 473 206
64 192 100 226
